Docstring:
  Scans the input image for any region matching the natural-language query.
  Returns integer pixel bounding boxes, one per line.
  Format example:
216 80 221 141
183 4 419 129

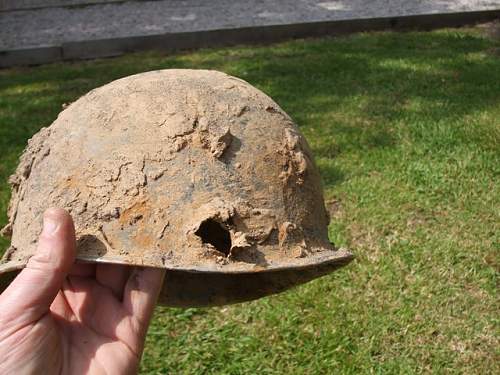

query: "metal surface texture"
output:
0 69 352 306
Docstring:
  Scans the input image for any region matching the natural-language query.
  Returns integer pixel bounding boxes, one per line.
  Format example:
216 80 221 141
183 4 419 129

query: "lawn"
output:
1 25 499 374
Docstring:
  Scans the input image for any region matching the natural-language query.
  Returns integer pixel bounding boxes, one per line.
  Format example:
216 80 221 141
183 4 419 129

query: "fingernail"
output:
42 215 60 236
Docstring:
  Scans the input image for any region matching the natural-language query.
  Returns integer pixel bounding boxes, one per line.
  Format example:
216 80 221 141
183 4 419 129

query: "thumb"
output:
0 208 76 320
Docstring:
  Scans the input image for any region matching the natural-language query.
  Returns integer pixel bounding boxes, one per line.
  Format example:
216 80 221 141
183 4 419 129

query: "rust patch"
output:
131 225 155 251
119 200 150 227
116 200 155 251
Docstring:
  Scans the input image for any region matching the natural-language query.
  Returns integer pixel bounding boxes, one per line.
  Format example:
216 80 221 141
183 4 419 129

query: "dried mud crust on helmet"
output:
0 69 352 305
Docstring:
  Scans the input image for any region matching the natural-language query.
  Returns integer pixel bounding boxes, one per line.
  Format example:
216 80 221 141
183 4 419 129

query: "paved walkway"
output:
1 0 499 67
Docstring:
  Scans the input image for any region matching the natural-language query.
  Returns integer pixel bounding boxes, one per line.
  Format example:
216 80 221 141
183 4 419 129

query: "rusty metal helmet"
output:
0 69 352 307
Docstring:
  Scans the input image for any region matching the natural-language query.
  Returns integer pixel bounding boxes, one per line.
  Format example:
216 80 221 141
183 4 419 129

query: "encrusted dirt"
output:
0 69 353 306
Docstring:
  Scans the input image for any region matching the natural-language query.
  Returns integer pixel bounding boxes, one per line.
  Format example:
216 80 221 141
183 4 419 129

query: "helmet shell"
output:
0 69 352 306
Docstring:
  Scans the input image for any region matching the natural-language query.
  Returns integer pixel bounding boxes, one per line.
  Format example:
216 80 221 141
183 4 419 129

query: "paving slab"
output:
1 0 499 67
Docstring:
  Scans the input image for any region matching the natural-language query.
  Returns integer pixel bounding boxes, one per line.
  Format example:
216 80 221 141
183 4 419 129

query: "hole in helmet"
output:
195 219 232 256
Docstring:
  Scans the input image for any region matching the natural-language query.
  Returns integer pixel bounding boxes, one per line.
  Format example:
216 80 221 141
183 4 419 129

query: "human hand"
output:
0 208 165 374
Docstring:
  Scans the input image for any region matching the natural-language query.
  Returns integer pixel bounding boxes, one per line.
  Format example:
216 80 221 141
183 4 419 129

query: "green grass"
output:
1 26 499 374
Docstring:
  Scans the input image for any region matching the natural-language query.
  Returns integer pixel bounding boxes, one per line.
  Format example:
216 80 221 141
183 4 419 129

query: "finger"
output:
96 263 131 300
52 276 126 330
0 208 76 321
123 267 165 334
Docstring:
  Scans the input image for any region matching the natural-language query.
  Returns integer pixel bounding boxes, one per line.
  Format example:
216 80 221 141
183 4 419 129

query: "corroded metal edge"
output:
0 249 354 307
0 247 353 275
